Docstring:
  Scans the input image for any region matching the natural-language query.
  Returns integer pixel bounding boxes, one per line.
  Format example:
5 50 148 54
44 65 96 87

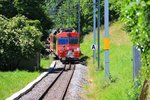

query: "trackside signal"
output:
91 44 97 50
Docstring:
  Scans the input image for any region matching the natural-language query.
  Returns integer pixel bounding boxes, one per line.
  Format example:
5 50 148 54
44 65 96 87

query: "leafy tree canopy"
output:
0 0 53 40
0 14 42 70
117 0 150 67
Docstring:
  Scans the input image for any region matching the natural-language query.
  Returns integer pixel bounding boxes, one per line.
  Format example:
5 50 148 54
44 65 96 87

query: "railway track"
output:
19 62 75 100
40 63 75 100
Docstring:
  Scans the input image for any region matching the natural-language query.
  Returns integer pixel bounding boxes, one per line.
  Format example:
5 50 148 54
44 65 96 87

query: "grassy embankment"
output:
0 57 53 100
41 57 53 69
81 21 133 100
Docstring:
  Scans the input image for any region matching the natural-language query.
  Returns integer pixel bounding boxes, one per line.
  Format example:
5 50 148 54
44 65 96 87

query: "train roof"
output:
57 31 79 37
50 28 78 36
58 28 75 32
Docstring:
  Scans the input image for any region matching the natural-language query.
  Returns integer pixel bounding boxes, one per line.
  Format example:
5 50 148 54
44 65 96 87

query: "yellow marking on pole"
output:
104 38 110 50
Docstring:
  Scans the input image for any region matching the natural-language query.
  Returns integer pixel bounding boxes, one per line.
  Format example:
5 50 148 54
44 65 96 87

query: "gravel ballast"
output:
19 62 64 100
64 64 87 100
43 64 75 100
16 62 87 100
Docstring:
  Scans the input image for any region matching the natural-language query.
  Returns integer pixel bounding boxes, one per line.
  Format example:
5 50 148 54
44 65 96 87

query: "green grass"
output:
81 21 133 100
0 57 53 100
0 70 39 100
40 57 53 69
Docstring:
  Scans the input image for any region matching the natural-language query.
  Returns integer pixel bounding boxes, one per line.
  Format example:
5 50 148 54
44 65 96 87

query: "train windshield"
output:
58 37 68 44
69 37 78 44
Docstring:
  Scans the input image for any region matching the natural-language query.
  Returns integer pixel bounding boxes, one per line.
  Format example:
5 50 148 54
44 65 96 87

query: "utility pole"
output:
97 0 101 70
93 0 96 63
104 0 110 80
78 0 80 34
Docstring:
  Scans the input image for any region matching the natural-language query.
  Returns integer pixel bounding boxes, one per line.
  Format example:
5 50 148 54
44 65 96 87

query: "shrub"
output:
0 15 42 70
114 0 150 99
120 0 150 74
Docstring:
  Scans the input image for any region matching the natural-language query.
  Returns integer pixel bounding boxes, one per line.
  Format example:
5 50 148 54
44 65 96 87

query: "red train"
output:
49 28 80 62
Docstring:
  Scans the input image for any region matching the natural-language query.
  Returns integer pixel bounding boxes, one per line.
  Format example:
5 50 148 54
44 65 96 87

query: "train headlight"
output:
76 48 80 51
67 50 74 58
67 47 69 50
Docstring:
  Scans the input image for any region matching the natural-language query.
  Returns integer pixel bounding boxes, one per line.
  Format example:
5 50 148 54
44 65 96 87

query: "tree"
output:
0 0 17 18
112 0 150 99
0 0 53 40
49 0 118 37
118 0 150 67
0 15 42 70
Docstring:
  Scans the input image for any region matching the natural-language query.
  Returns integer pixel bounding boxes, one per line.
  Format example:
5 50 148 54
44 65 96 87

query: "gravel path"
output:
64 64 87 100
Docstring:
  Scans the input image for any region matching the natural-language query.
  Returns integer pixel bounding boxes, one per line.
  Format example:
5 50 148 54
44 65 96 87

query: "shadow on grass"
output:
0 65 50 72
79 54 89 66
0 54 89 72
38 66 50 72
0 67 34 72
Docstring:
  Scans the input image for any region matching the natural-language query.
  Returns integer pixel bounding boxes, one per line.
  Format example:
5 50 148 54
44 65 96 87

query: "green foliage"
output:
116 0 150 67
40 57 53 69
0 0 17 18
111 0 150 98
81 22 133 100
0 0 52 40
48 0 118 37
0 15 42 70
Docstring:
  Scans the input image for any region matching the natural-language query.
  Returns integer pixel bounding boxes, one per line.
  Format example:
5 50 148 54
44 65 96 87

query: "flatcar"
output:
49 28 80 62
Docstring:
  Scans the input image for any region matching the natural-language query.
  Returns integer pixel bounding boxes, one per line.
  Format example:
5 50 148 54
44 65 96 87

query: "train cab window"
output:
58 37 68 44
69 37 78 44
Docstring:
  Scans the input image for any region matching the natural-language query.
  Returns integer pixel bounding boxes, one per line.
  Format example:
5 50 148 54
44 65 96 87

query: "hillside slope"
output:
81 22 133 100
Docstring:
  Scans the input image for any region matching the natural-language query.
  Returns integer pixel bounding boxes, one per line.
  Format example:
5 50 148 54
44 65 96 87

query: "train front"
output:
57 31 80 62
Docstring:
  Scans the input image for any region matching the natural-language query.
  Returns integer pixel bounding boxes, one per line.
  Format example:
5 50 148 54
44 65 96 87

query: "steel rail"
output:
7 61 56 100
40 63 75 100
39 64 67 100
62 63 75 100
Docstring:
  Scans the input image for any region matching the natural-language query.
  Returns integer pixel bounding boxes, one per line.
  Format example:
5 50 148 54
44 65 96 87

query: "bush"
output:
114 0 150 99
120 0 150 73
0 15 42 70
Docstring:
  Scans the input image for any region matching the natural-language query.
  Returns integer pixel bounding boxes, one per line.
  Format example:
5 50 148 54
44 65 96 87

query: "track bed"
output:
19 61 75 100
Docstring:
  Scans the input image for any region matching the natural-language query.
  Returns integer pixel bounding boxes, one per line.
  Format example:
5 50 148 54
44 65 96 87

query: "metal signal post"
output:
104 0 110 80
97 0 101 70
93 0 96 63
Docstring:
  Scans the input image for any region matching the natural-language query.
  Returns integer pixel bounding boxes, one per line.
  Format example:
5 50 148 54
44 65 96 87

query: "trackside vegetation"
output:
0 57 52 100
116 0 150 68
41 57 53 69
0 0 149 99
81 0 150 99
81 22 134 99
0 0 52 39
112 0 150 98
0 15 42 70
0 71 39 100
